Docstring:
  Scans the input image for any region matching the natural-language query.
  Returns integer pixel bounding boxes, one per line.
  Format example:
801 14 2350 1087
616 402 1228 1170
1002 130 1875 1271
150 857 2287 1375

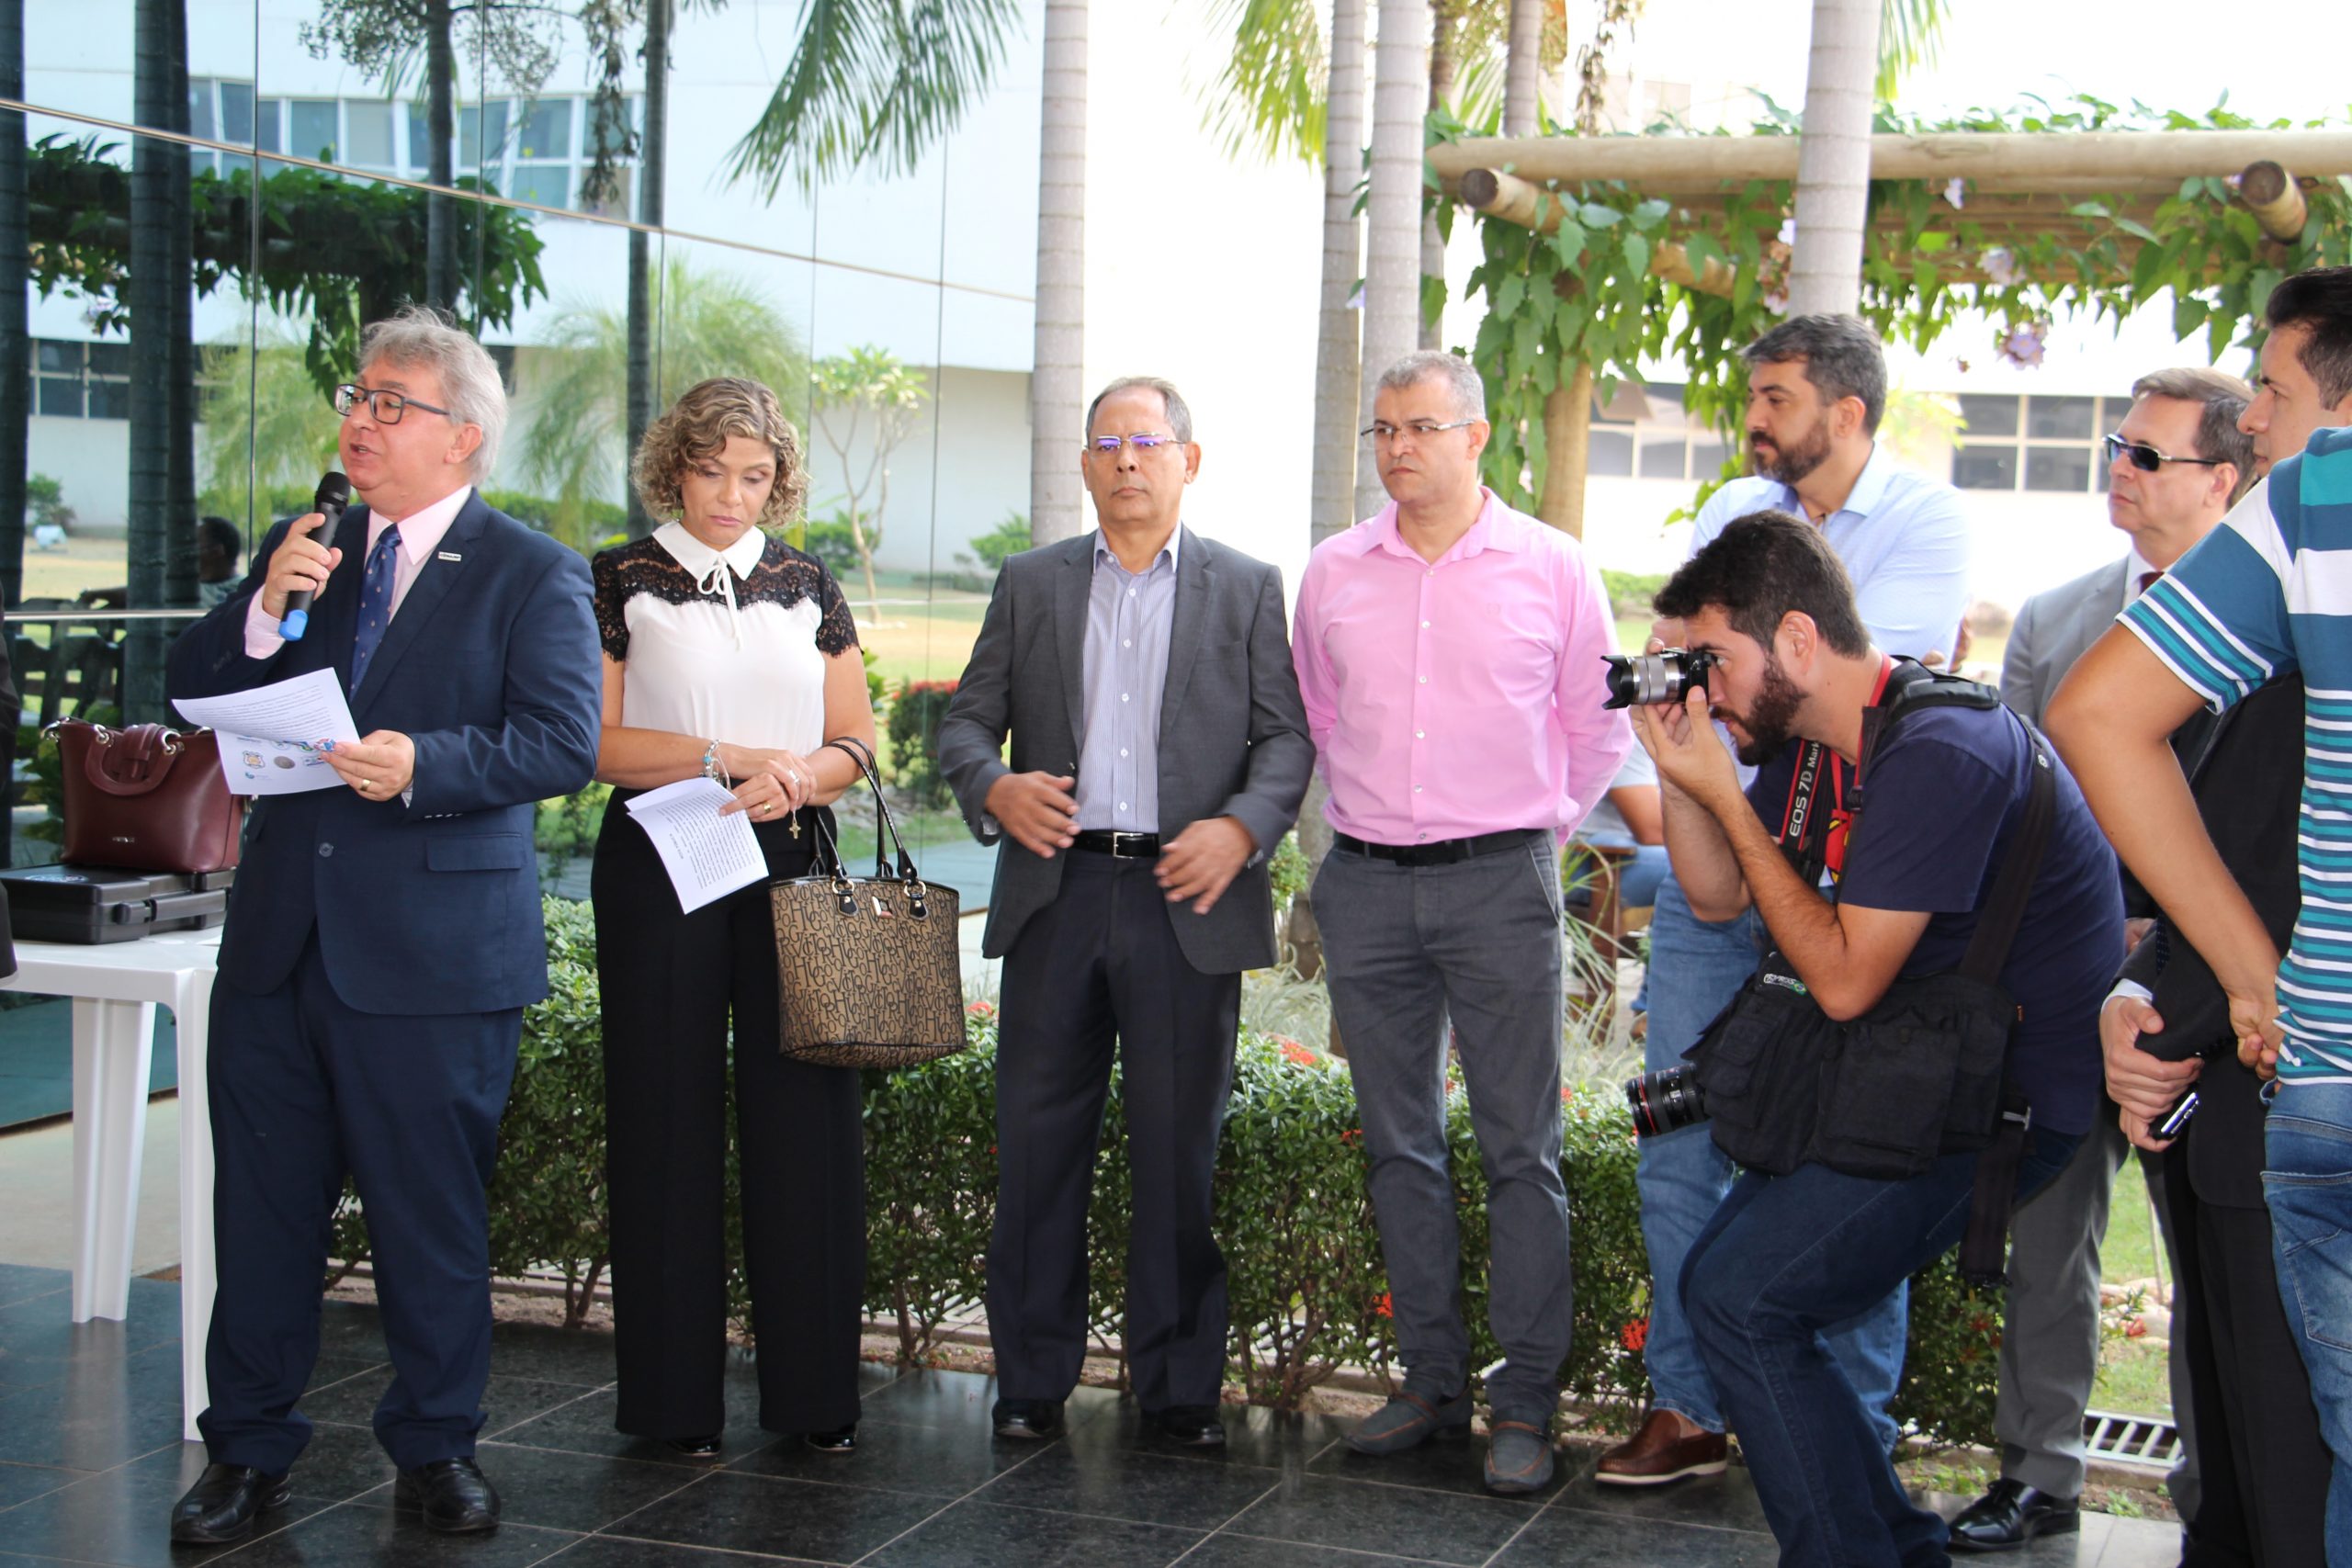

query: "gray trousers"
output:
1997 1107 2198 1510
1314 837 1571 1422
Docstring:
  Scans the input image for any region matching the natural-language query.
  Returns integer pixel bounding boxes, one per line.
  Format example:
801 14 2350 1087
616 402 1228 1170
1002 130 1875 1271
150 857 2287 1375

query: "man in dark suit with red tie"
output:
163 307 601 1543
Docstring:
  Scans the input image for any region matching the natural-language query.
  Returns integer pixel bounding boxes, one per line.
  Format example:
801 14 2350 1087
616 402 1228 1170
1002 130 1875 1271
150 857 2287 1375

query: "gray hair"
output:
357 304 509 479
1374 350 1487 422
1742 314 1888 434
1086 376 1193 443
2129 366 2255 472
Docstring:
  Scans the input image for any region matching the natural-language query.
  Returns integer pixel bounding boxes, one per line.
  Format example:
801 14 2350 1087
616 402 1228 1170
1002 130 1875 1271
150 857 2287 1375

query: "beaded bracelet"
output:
701 739 730 785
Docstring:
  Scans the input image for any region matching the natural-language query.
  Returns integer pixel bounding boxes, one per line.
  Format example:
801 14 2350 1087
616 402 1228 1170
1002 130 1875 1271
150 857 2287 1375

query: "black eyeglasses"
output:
2104 433 2224 473
1084 433 1182 457
334 383 455 424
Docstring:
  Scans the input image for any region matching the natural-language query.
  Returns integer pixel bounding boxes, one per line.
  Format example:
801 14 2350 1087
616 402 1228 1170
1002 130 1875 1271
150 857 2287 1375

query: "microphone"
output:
278 470 350 640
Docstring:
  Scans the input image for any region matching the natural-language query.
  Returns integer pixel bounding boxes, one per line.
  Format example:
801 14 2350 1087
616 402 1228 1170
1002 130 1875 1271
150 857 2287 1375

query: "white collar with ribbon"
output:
653 521 767 649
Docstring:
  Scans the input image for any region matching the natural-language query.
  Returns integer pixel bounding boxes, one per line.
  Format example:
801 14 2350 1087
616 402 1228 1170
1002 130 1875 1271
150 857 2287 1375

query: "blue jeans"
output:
1635 877 1910 1447
2263 1078 2352 1562
1683 1128 2079 1568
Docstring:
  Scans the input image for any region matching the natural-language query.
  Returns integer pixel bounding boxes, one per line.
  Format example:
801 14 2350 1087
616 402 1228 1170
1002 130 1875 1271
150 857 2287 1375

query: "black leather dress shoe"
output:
1149 1405 1227 1448
990 1399 1063 1440
804 1424 857 1453
169 1462 291 1544
395 1456 502 1534
1949 1477 2080 1552
663 1435 722 1461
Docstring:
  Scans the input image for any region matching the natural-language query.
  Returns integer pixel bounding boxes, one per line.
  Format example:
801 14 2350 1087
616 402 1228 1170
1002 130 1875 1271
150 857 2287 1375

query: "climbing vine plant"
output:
1446 97 2352 513
28 135 548 398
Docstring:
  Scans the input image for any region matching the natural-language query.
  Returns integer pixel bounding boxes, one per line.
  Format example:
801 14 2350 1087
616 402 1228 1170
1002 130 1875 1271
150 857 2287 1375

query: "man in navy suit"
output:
164 307 601 1543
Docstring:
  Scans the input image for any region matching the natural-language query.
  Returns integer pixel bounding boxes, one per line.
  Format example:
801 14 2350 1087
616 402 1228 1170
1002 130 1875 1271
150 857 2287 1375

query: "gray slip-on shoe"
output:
1482 1419 1556 1495
1346 1388 1474 1455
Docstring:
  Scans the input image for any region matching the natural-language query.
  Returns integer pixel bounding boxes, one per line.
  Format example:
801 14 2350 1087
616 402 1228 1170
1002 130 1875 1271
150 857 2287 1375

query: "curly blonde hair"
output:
631 377 808 527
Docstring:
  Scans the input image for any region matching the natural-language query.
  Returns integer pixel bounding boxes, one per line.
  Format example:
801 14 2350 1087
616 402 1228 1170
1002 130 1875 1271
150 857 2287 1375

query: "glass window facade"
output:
1952 394 2117 493
5 0 1028 907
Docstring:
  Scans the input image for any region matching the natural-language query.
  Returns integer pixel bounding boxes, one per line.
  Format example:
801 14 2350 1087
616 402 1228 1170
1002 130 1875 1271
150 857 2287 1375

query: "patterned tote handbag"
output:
771 736 966 1068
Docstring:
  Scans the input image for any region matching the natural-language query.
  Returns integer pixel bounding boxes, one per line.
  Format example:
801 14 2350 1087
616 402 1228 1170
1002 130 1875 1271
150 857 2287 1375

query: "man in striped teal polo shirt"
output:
2052 422 2352 1560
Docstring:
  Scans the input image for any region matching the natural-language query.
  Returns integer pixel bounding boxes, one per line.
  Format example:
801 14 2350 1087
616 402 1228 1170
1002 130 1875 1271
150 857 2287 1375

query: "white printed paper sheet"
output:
623 776 769 912
171 668 362 795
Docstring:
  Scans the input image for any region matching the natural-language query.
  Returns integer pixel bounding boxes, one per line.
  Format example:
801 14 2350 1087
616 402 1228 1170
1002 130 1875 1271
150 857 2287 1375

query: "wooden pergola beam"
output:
2241 160 2310 241
1459 167 1741 296
1430 129 2352 198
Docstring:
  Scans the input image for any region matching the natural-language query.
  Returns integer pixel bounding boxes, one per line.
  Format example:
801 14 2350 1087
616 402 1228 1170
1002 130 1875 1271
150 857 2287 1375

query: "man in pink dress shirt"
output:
1294 351 1633 1495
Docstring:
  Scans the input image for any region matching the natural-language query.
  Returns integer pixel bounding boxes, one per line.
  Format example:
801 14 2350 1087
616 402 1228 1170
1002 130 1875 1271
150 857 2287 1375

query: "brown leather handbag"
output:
44 720 244 874
770 737 965 1069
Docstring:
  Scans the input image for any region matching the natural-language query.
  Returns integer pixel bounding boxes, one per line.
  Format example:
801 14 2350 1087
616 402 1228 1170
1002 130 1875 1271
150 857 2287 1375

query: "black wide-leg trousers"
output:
593 796 866 1438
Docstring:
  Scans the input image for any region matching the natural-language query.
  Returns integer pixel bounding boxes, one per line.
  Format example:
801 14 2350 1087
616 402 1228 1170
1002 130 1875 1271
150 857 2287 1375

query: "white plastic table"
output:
1 927 221 1442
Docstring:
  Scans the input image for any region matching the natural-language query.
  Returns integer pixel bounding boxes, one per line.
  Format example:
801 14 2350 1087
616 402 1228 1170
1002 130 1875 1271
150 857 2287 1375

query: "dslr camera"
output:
1602 648 1718 710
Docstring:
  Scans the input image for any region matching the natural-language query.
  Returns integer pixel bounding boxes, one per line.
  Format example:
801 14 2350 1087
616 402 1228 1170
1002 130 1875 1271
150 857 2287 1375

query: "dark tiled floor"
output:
0 1262 2189 1566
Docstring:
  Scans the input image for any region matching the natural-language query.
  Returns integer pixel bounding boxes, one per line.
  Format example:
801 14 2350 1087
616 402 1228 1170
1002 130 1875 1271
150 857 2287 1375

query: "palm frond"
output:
724 0 1023 196
1874 0 1947 101
1189 0 1328 167
518 258 809 541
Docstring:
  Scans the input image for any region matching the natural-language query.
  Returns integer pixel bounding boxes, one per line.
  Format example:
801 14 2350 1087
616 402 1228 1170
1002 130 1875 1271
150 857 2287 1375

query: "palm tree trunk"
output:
1027 0 1087 546
1416 3 1454 352
1787 0 1880 317
1357 0 1427 520
424 0 458 311
1311 0 1366 549
1504 0 1544 135
0 0 28 610
165 0 197 608
626 0 671 540
126 0 175 720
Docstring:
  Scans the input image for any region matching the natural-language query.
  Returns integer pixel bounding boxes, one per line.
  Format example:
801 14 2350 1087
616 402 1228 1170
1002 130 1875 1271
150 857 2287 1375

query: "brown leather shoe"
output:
1595 1407 1728 1486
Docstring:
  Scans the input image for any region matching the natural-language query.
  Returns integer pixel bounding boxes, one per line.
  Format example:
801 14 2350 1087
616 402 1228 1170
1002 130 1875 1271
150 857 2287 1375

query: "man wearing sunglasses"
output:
1947 367 2249 1552
938 377 1310 1450
164 308 600 1542
1294 351 1630 1494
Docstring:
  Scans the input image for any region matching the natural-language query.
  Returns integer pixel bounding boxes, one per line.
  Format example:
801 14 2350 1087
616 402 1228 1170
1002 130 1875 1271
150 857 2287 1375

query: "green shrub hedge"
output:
332 897 2002 1444
883 678 958 808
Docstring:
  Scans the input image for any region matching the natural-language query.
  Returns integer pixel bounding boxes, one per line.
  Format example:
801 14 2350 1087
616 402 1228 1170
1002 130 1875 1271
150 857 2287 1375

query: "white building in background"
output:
22 0 1045 579
18 0 2311 619
17 0 1327 589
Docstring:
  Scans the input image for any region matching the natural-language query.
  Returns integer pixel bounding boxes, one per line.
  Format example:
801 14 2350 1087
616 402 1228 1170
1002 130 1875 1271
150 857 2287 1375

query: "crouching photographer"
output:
1630 511 2125 1568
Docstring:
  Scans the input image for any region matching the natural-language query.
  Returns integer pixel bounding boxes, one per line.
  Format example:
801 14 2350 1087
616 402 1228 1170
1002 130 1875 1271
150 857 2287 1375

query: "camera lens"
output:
1625 1065 1709 1138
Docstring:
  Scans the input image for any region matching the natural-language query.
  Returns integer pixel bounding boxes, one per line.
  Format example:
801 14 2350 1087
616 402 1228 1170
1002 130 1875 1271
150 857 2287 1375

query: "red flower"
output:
1280 1040 1318 1068
2125 1317 2148 1339
1373 1292 1393 1319
1620 1318 1649 1352
1340 1128 1363 1145
967 1000 996 1017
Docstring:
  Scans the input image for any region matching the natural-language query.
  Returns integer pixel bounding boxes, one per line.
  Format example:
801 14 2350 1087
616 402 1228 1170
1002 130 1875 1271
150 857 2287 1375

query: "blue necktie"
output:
349 523 401 692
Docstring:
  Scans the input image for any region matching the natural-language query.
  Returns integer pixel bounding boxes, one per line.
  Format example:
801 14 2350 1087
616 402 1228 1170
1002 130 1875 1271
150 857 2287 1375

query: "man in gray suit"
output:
937 376 1312 1450
1951 366 2250 1551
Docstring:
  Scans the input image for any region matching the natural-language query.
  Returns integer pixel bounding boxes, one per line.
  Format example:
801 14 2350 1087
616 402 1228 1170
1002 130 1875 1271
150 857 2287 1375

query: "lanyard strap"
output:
1777 655 1897 882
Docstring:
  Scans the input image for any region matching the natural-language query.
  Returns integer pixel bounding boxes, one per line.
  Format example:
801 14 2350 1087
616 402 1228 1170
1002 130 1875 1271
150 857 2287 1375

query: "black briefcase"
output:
0 865 232 944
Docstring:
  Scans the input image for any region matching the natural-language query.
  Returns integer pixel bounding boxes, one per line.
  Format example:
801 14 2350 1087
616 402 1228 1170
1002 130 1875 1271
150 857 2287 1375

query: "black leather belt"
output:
1332 828 1546 867
1071 829 1160 858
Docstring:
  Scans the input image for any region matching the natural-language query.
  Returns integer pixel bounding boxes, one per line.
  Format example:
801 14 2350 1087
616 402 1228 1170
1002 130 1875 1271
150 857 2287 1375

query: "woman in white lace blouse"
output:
589 378 877 1459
